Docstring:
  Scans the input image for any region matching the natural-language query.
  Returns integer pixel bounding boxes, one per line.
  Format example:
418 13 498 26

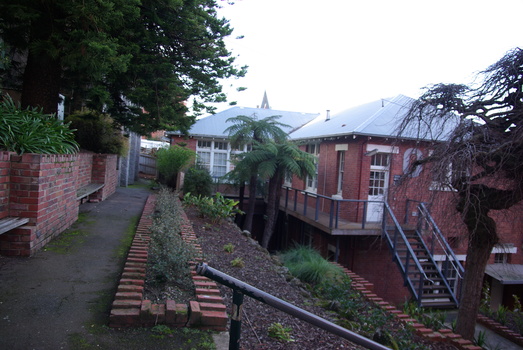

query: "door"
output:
367 153 390 222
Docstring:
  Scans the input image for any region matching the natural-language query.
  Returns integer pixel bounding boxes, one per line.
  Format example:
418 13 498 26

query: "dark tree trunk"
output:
243 174 257 233
261 175 282 249
21 50 62 114
455 186 500 340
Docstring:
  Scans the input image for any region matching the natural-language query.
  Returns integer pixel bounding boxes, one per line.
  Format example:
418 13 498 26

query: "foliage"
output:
182 166 213 197
267 322 294 343
396 47 523 340
402 301 446 331
0 0 247 133
65 110 126 155
156 146 196 189
183 192 243 224
223 243 234 253
224 114 291 233
233 140 316 248
0 95 79 155
230 257 244 268
280 246 344 285
148 188 196 287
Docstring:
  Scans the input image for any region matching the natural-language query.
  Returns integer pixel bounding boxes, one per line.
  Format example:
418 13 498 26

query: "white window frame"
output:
305 143 320 193
337 150 345 195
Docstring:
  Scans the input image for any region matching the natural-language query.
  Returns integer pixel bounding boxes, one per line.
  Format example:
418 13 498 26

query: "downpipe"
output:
196 263 391 350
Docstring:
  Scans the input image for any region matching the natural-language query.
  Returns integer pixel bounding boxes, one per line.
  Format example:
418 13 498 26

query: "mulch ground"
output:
185 208 458 350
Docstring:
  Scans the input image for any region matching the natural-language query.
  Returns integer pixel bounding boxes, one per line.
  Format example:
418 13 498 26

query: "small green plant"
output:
223 243 235 253
151 324 174 339
183 192 243 223
230 257 244 268
496 305 508 325
474 330 487 348
267 322 294 342
480 281 492 316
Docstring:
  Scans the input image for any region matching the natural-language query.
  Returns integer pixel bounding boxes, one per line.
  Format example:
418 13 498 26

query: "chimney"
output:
325 110 331 121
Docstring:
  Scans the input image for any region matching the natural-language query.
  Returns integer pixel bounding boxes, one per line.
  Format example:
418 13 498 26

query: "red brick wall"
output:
0 152 119 256
0 151 11 219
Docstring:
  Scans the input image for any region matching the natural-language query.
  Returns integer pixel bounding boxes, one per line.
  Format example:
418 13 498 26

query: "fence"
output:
139 154 157 176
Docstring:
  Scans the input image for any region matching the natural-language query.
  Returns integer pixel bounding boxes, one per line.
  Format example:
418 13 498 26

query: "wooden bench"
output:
76 183 105 202
0 217 30 235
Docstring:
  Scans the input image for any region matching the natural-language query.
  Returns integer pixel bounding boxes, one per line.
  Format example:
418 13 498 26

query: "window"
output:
371 153 389 167
196 139 232 178
337 151 345 194
494 253 508 264
306 143 320 192
369 171 386 195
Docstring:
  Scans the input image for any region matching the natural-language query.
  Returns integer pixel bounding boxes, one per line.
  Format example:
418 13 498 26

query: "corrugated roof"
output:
167 107 319 138
486 264 523 285
289 95 415 140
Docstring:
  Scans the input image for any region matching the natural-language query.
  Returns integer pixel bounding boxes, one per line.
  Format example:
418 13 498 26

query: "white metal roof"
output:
289 95 416 140
168 107 319 139
486 264 523 285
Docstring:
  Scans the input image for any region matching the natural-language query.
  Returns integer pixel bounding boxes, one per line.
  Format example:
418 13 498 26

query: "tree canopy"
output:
397 47 523 340
0 0 246 134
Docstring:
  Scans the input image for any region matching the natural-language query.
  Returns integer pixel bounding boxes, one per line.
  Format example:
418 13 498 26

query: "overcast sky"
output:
212 0 523 116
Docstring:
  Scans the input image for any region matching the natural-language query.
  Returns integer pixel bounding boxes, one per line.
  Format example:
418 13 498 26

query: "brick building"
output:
167 95 523 310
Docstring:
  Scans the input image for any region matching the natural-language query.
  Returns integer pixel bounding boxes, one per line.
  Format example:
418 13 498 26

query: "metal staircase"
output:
381 202 464 308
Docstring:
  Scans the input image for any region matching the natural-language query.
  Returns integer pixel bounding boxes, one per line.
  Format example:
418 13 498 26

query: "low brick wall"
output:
0 151 118 256
332 263 483 350
109 195 228 331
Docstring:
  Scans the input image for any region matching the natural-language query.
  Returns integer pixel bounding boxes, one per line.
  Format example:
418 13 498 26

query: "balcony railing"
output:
281 186 384 230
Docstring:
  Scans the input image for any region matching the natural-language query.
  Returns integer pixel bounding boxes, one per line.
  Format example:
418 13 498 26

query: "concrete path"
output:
0 184 151 349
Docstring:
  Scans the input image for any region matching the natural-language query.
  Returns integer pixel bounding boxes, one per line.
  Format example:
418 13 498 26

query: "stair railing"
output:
414 202 464 303
196 263 391 350
381 203 430 305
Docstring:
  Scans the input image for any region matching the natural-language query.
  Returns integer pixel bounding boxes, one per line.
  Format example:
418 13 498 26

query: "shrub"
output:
267 323 294 342
280 246 344 285
230 257 244 268
182 166 213 197
156 145 196 189
148 188 196 287
183 192 243 223
65 110 126 155
0 95 79 155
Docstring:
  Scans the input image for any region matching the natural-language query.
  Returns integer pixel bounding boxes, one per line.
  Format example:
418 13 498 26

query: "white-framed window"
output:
196 139 250 179
337 151 345 195
306 143 320 192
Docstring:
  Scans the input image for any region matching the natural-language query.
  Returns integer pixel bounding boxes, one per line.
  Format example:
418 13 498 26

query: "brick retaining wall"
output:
0 151 118 256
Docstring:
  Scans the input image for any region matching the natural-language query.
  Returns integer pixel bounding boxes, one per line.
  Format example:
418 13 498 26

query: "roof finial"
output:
260 91 270 109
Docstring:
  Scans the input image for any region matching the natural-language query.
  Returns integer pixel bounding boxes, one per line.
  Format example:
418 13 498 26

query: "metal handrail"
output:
417 203 464 278
196 263 391 350
281 186 379 229
382 203 430 302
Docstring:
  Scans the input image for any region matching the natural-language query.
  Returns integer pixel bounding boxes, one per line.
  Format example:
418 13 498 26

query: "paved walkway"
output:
0 184 151 349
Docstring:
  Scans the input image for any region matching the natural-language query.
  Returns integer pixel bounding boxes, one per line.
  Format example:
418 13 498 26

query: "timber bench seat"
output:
76 183 105 202
0 217 30 235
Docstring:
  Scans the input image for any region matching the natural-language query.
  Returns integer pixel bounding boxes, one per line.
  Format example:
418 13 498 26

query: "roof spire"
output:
260 91 270 109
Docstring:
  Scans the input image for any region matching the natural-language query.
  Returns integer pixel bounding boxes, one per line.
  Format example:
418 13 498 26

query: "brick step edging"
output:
109 195 228 331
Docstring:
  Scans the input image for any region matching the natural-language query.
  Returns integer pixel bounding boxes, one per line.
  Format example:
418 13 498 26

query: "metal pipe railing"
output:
196 263 391 350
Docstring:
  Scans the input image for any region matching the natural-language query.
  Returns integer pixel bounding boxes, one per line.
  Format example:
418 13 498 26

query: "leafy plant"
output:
474 330 487 348
156 145 196 189
280 245 344 285
182 166 213 197
66 109 126 155
0 95 79 155
183 192 243 223
223 243 235 253
267 322 294 342
230 257 244 268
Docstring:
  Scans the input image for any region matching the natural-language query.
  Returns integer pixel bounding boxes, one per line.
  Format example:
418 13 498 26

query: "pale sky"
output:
213 0 523 115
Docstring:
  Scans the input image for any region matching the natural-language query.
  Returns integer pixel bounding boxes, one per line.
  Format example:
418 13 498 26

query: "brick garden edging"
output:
109 195 228 330
476 314 523 347
331 263 483 350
